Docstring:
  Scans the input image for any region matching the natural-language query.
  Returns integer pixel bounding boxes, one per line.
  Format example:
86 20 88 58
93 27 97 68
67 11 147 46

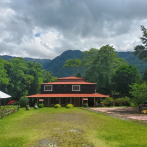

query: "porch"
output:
29 97 104 107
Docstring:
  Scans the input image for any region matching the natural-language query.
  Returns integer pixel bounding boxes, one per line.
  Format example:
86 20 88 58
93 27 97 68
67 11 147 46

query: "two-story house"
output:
27 76 109 107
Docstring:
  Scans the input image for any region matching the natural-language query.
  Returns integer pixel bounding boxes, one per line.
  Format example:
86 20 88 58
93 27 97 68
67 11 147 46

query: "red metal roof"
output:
57 76 84 80
27 93 109 98
40 81 97 85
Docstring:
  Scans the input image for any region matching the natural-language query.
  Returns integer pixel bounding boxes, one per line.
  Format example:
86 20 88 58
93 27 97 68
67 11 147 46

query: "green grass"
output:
0 107 147 147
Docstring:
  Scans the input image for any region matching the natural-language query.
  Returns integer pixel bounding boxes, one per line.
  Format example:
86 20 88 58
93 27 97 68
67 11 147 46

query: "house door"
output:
74 98 80 106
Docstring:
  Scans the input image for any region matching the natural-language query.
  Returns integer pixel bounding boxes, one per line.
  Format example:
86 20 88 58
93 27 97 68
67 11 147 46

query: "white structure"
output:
0 91 11 108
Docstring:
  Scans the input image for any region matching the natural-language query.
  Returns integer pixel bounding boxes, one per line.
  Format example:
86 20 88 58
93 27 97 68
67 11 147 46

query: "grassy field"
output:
0 107 147 147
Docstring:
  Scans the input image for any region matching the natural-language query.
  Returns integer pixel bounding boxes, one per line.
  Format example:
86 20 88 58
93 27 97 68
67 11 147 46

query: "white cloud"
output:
0 0 147 59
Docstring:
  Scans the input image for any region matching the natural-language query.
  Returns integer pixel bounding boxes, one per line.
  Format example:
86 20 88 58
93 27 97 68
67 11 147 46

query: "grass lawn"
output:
0 107 147 147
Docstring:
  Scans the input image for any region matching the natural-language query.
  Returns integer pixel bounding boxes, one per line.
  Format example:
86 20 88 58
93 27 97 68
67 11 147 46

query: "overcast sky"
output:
0 0 147 59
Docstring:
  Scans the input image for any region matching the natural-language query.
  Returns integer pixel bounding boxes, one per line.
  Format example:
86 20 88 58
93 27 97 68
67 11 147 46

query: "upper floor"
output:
41 76 97 94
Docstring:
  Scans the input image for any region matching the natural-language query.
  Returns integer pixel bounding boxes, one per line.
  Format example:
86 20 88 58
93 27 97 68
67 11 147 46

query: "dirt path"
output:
89 107 147 125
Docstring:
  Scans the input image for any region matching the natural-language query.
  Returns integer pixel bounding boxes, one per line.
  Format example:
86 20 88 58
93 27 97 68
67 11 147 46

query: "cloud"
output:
0 0 147 59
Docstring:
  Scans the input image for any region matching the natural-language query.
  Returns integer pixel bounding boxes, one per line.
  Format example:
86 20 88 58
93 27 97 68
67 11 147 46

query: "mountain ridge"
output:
1 50 147 77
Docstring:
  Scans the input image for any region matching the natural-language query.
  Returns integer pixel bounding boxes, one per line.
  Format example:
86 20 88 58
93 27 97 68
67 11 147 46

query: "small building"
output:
26 76 109 107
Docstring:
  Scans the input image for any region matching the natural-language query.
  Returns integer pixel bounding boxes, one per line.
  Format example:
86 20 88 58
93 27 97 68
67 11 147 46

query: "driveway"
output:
90 107 147 123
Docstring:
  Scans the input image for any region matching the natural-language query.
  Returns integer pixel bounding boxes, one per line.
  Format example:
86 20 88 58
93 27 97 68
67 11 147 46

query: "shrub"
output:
38 104 44 108
103 97 114 107
19 96 29 107
54 104 61 108
66 104 73 108
114 97 130 106
83 103 88 107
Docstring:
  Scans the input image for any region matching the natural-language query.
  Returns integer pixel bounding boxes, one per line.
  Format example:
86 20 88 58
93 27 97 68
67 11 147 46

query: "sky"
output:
0 0 147 59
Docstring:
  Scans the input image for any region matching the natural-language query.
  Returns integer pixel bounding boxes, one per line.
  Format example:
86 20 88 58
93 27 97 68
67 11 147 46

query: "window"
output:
72 85 80 91
44 85 53 91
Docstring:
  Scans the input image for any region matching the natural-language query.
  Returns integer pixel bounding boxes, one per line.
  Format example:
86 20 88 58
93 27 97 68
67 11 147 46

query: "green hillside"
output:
1 50 147 77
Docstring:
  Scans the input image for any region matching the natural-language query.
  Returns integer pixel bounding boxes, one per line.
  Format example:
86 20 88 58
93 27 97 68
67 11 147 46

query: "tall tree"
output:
130 82 147 105
0 58 9 91
84 45 128 94
133 26 147 61
63 58 82 75
112 65 141 94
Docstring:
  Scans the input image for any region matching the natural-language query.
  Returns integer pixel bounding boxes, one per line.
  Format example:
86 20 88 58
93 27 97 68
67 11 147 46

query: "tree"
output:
130 82 147 105
133 26 147 61
112 65 141 94
63 58 82 75
84 45 128 94
0 58 9 85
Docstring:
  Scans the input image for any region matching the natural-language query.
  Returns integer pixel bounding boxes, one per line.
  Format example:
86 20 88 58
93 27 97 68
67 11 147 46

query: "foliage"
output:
54 104 61 108
112 65 141 94
66 104 73 108
83 103 88 107
102 97 114 107
114 97 130 106
0 57 55 100
38 104 44 108
0 58 9 85
63 58 82 75
130 82 147 105
133 26 147 61
84 45 128 94
19 96 29 107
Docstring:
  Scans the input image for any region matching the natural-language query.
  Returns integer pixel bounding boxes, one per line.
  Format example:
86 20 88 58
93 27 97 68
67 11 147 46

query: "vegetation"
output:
19 97 29 107
38 104 44 108
54 104 61 108
0 57 56 102
66 104 73 108
130 82 147 106
0 107 147 146
114 97 131 106
102 97 131 107
133 26 147 61
103 97 114 107
112 65 141 94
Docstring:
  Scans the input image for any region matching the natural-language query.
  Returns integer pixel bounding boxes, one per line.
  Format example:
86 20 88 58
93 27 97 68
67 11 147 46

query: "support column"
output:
0 99 1 109
48 98 49 107
82 98 83 106
94 97 95 107
37 98 38 105
70 98 72 104
59 97 61 104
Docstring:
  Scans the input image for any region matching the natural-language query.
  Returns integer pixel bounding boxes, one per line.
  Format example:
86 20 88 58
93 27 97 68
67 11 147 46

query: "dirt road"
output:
90 107 147 123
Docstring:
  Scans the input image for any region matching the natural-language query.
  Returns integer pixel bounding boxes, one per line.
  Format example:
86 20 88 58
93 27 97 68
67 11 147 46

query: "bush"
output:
114 97 130 106
66 104 73 108
54 104 61 108
19 96 29 107
83 103 88 107
103 97 114 107
38 104 44 108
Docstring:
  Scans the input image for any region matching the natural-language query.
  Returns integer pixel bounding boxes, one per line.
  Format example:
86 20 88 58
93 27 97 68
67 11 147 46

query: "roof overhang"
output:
26 93 109 98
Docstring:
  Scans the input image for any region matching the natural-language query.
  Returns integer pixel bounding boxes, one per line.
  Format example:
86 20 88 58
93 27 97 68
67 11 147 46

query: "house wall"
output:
41 84 96 94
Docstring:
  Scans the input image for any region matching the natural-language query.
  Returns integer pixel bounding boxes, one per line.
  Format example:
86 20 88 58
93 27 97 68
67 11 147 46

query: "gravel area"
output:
90 107 147 123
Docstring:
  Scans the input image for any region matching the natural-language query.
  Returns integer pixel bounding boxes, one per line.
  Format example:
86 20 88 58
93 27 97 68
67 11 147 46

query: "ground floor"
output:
27 93 109 107
29 97 105 107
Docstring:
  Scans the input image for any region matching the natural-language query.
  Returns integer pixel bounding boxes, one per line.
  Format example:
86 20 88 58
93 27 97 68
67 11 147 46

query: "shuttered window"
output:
44 85 53 91
72 85 80 91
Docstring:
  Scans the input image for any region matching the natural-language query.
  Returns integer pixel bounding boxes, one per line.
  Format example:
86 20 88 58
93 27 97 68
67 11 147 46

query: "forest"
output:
0 26 147 106
0 57 56 102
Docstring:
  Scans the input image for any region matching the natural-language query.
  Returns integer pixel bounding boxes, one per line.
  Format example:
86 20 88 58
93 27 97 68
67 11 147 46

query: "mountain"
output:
43 50 82 77
1 50 147 77
116 52 147 73
0 55 51 65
